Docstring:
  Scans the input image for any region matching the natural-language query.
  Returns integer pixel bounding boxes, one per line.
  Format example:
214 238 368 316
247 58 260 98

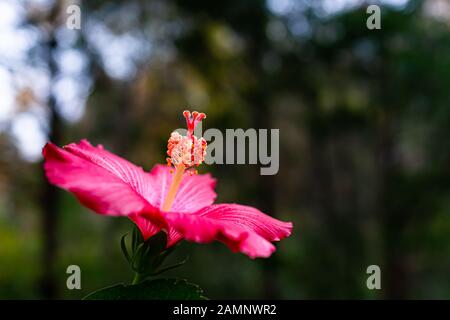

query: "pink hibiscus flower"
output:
43 111 292 258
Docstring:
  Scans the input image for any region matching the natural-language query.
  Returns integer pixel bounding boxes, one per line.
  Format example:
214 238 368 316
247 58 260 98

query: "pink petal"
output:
129 207 183 247
43 140 155 216
162 204 293 259
146 164 217 213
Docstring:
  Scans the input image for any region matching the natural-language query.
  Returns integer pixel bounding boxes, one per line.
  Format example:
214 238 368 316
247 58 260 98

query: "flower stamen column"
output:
162 164 186 211
162 111 207 212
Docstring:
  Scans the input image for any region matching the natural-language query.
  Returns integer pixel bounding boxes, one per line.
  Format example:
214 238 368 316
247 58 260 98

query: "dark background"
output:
0 0 450 299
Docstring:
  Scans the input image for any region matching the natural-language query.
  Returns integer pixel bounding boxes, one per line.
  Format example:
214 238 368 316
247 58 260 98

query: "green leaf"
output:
131 243 146 273
151 257 188 276
120 233 131 263
83 279 207 300
130 231 170 276
131 226 143 252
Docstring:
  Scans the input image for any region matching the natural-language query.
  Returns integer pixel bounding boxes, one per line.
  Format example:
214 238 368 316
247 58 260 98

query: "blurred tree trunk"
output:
39 4 63 299
378 112 408 299
253 96 280 299
247 23 280 299
40 38 61 299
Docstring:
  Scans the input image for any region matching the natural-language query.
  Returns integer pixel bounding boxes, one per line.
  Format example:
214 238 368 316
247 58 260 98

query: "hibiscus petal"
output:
43 140 155 216
162 204 293 258
129 207 183 247
146 164 217 213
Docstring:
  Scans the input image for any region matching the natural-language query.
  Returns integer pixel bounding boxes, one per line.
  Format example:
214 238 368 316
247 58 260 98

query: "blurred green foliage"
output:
1 0 450 299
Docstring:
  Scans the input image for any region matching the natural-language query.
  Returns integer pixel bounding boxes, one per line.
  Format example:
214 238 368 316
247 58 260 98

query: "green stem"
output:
132 272 145 285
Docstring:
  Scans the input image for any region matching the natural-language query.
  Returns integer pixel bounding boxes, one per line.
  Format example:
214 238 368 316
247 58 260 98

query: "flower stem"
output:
132 272 144 285
161 165 185 212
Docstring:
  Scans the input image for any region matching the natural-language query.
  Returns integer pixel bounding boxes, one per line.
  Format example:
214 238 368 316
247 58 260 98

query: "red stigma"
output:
183 110 206 136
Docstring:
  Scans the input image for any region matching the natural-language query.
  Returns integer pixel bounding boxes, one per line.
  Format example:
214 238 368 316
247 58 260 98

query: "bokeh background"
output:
1 0 450 299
